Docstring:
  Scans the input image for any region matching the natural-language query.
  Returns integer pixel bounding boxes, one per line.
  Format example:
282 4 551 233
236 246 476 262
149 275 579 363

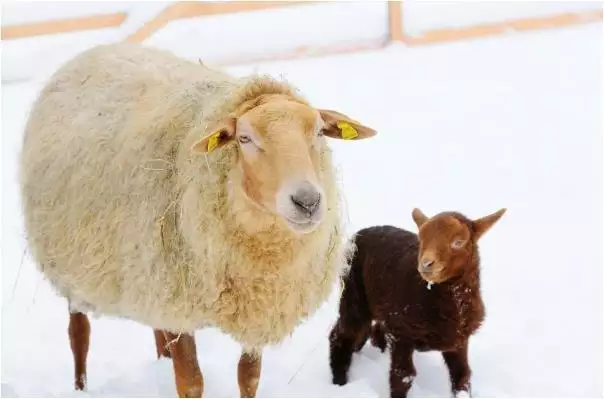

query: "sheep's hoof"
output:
177 386 202 398
74 375 86 391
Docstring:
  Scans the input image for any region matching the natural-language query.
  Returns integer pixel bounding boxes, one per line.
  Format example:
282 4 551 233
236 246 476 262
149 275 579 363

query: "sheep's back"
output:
19 43 234 317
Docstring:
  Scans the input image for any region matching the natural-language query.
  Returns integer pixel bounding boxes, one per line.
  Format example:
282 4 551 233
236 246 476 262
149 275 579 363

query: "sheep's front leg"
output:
442 341 472 397
153 329 172 359
164 332 204 398
238 348 262 398
389 338 416 398
68 310 90 391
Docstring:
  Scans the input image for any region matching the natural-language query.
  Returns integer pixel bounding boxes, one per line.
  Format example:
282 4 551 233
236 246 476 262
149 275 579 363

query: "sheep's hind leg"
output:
154 329 172 358
238 348 262 398
442 341 472 397
164 332 204 398
68 309 90 391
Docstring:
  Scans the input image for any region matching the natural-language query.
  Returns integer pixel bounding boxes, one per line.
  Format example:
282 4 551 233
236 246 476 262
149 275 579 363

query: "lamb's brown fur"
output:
329 208 505 397
20 43 375 395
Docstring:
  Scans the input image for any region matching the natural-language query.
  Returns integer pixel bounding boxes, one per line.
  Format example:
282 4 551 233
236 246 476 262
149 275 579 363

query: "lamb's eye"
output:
451 239 465 249
238 135 252 144
317 129 325 137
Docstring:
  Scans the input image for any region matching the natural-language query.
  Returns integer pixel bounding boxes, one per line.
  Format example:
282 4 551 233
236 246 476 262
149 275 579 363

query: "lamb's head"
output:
411 208 506 284
193 94 376 234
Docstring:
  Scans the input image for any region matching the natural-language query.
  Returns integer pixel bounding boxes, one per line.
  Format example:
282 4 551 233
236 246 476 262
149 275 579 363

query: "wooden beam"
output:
388 1 403 42
401 9 603 46
124 3 187 43
126 1 313 43
1 13 127 40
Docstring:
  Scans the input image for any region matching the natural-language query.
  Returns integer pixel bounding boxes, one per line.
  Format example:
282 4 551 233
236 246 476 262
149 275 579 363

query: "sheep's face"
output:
192 94 377 234
412 208 506 284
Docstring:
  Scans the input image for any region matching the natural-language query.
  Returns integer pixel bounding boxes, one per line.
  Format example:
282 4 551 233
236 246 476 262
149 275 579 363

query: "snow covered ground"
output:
2 23 602 397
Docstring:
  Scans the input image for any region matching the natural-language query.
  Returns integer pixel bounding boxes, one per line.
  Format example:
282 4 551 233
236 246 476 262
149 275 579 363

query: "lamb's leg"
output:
238 348 262 398
329 263 373 386
352 324 370 353
442 341 472 397
68 311 90 391
389 339 415 398
329 319 370 386
370 321 387 352
154 329 172 359
164 332 204 398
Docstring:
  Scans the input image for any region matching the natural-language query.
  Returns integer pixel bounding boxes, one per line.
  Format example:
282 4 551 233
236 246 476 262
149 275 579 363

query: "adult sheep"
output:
20 43 377 397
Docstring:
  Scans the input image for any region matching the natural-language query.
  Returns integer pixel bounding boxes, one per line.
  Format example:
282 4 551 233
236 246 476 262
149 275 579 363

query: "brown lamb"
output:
329 207 506 397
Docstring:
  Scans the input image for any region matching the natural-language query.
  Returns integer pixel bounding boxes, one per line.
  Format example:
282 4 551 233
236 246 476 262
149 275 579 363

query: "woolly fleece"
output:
20 43 349 349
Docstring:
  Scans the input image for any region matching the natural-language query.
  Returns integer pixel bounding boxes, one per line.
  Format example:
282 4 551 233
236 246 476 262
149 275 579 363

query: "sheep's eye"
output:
317 129 325 137
238 135 252 144
451 239 465 249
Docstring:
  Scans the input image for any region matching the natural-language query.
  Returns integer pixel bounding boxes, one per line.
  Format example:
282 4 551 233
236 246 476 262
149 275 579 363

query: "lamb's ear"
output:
473 208 507 239
191 117 236 153
318 109 377 140
412 208 429 228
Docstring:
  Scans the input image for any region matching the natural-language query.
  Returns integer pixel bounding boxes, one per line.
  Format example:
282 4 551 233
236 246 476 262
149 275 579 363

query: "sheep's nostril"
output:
290 184 321 215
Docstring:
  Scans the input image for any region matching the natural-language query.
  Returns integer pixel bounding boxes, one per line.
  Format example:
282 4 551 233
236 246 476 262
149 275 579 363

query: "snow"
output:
2 23 602 397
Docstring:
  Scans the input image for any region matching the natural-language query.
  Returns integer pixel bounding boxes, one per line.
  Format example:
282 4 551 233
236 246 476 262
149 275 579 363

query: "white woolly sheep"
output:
19 43 377 397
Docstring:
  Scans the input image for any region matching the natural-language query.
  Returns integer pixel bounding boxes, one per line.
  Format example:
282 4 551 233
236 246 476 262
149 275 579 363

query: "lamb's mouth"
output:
418 269 444 283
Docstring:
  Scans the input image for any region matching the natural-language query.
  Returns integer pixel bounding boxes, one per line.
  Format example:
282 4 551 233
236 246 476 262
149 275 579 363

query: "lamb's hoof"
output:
332 374 348 386
390 390 408 398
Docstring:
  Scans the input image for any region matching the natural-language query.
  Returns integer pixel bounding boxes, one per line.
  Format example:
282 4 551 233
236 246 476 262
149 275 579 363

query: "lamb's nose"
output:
421 259 434 270
291 183 321 215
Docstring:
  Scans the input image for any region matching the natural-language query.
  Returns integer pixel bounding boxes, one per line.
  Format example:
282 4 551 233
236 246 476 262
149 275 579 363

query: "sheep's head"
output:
192 94 376 234
412 208 506 284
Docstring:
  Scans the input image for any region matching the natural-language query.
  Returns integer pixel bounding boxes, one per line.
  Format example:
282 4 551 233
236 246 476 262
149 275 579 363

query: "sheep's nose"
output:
290 183 321 215
420 259 435 270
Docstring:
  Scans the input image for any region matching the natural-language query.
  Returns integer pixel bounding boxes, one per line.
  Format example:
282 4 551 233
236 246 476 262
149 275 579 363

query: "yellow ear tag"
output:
337 121 358 140
206 132 221 152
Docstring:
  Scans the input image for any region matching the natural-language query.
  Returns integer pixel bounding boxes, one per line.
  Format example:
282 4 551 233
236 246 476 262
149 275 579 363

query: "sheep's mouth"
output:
285 217 320 234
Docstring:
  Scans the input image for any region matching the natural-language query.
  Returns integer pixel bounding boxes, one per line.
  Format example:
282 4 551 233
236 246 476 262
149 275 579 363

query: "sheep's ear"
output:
318 109 377 140
192 117 236 153
473 208 507 239
412 208 429 228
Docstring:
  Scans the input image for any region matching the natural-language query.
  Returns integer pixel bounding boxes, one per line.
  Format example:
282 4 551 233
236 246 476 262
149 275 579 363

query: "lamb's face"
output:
192 94 378 235
414 213 474 284
411 208 506 284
